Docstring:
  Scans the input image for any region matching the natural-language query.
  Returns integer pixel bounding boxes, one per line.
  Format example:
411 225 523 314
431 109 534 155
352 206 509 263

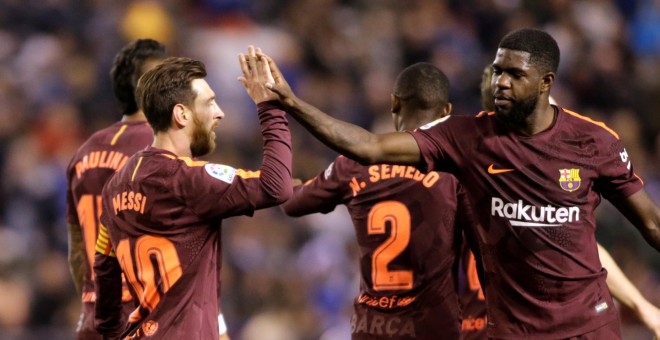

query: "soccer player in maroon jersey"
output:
66 39 166 340
93 48 292 339
259 28 660 339
457 65 660 340
282 63 471 340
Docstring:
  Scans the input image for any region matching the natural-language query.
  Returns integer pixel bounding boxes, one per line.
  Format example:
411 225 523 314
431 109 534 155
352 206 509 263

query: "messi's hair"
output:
136 57 207 132
498 28 560 74
110 39 167 117
393 62 450 110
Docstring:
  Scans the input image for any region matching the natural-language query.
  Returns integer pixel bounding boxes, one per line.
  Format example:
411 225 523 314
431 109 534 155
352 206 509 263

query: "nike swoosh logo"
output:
488 164 515 174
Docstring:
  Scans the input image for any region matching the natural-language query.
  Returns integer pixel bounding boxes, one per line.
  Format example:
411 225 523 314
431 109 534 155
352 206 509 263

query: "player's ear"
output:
173 104 189 127
540 72 554 94
442 102 452 117
391 94 401 113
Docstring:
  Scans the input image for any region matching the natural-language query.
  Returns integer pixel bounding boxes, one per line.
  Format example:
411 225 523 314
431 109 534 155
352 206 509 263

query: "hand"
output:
255 51 297 108
238 45 277 104
292 178 303 186
636 300 660 339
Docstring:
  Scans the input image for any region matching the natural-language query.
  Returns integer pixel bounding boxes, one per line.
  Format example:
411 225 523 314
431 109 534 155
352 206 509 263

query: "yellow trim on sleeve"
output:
95 224 116 257
563 109 620 140
159 154 208 167
178 157 208 167
236 169 261 179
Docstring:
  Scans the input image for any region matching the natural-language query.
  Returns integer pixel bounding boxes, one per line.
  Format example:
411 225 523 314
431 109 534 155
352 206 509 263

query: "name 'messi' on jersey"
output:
491 197 580 227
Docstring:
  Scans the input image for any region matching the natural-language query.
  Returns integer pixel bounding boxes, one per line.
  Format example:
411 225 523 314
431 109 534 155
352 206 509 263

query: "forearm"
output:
644 206 660 251
93 252 125 337
285 96 382 164
615 190 660 252
67 223 86 297
257 101 293 203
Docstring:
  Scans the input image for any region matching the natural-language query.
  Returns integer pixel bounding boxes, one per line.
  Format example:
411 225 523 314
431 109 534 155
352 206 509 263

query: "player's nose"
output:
215 107 225 120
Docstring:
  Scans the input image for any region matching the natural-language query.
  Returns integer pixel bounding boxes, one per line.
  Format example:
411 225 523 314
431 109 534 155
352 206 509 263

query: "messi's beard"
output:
495 94 538 130
190 115 216 158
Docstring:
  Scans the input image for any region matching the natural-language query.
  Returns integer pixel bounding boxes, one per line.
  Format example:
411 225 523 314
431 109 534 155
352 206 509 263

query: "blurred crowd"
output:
0 0 658 339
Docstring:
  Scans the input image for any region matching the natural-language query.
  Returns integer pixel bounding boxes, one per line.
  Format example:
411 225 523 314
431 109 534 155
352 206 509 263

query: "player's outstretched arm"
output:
258 52 422 167
67 223 85 297
236 45 293 205
612 190 660 253
598 244 660 338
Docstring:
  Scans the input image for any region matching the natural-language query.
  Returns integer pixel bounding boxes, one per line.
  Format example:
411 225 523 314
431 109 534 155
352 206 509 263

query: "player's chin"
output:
494 106 510 116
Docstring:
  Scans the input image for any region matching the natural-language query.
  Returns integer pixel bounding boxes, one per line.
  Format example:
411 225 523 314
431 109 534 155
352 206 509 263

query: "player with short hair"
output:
259 28 660 339
93 48 292 339
459 64 660 340
66 38 166 340
282 62 472 340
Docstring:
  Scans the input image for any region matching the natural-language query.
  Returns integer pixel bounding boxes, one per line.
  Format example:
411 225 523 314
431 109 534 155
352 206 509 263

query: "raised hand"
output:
255 52 297 108
238 45 277 104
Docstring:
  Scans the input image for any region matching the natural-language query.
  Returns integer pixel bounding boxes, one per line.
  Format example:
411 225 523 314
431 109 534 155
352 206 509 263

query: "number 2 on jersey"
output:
368 201 413 291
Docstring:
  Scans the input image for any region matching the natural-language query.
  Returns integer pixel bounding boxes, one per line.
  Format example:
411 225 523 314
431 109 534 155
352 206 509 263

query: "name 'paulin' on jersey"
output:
205 163 236 184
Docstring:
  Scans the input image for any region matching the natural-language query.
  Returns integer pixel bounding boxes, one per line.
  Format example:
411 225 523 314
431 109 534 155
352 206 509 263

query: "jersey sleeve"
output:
93 224 125 338
179 102 292 220
594 136 644 201
406 116 469 174
281 156 351 217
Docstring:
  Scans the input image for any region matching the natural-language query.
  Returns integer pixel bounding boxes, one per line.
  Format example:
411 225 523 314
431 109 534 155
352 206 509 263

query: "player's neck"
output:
121 111 148 123
152 131 192 158
516 102 556 136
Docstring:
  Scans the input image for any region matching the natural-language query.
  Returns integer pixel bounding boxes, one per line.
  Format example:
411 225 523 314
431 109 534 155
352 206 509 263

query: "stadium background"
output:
0 0 658 339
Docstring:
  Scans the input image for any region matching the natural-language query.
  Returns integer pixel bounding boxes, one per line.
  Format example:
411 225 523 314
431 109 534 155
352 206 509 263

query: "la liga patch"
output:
205 163 236 184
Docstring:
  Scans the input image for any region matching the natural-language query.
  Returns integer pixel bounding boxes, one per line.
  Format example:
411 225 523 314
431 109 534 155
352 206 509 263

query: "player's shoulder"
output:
559 107 621 141
324 155 360 179
417 113 488 134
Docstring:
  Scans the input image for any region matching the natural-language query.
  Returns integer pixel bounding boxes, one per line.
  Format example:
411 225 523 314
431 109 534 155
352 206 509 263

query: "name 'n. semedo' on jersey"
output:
348 164 440 196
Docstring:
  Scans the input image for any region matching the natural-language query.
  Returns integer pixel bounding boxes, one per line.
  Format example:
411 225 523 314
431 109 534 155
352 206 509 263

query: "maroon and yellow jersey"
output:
283 156 471 339
457 241 487 340
66 121 151 338
409 107 643 339
95 103 291 339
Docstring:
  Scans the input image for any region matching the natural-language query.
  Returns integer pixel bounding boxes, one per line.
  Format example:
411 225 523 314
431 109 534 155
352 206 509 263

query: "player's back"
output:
283 156 466 339
66 121 152 338
457 242 487 340
100 147 221 339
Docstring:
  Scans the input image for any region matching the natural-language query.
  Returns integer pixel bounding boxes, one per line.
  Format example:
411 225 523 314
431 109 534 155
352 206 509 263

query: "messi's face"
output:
189 79 224 157
491 49 542 128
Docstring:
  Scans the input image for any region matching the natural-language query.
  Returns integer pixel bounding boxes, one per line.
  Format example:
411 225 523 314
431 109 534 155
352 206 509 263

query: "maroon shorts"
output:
563 320 621 340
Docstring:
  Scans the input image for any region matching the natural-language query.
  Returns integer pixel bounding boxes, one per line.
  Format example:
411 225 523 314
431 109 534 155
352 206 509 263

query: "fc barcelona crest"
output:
559 168 581 192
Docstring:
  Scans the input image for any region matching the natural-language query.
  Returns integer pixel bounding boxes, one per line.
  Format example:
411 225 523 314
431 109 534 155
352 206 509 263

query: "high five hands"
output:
238 45 277 104
239 45 299 109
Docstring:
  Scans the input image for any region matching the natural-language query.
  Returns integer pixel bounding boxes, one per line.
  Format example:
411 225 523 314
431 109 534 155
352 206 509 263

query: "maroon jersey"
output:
409 107 643 339
95 103 291 339
66 121 152 339
283 155 471 339
457 241 487 340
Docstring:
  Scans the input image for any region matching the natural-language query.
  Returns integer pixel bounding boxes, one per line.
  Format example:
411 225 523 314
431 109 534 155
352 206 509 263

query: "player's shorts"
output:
562 319 621 340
